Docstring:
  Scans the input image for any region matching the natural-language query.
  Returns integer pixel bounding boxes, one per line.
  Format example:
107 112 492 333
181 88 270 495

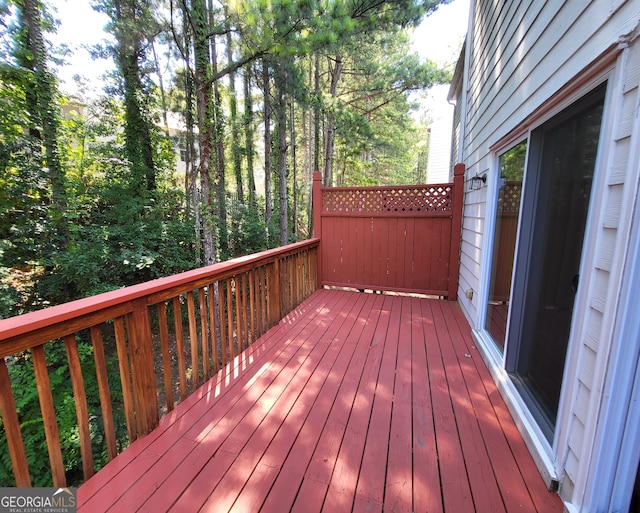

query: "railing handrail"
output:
0 238 320 347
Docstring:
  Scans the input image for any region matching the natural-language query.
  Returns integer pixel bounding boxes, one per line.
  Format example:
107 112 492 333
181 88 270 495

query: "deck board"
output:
78 289 564 513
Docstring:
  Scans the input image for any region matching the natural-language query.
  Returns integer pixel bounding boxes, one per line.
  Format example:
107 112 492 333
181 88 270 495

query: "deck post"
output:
312 171 323 290
448 163 465 300
127 299 159 435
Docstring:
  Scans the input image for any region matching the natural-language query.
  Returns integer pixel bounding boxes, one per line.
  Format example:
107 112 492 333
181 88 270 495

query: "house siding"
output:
560 38 640 506
458 0 640 509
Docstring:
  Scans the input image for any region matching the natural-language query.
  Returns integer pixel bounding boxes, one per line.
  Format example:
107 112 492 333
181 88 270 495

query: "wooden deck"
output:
78 288 563 513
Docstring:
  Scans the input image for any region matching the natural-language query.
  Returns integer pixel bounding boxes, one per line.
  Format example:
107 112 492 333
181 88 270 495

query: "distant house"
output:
425 84 454 184
450 2 640 512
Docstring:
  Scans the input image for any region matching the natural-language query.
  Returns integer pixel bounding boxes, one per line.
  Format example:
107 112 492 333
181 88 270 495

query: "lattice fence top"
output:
497 181 522 216
322 185 454 216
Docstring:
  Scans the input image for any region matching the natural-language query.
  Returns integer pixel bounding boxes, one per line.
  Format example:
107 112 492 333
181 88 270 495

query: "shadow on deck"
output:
78 288 563 513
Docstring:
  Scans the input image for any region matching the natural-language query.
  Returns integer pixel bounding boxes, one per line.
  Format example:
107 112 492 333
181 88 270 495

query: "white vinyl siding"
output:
457 186 485 320
559 41 640 506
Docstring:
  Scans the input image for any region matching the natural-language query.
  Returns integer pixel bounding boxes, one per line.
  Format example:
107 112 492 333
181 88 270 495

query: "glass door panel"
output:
510 84 606 438
486 142 526 350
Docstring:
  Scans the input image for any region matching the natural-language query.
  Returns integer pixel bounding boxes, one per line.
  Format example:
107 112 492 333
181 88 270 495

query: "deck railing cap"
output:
0 238 319 342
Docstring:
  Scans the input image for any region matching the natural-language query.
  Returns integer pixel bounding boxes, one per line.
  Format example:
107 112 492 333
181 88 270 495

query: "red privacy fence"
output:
313 164 465 299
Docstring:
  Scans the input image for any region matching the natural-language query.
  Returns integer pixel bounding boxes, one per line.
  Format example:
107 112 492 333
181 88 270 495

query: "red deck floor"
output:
78 288 564 512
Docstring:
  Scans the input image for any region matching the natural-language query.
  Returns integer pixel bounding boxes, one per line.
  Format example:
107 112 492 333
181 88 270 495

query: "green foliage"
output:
500 140 526 180
35 184 194 304
229 196 268 256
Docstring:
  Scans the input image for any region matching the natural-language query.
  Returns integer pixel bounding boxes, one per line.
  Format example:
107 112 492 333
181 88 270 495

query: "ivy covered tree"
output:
94 0 159 193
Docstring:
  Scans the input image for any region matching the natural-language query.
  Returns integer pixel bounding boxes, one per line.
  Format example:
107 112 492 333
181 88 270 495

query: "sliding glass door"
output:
482 84 608 441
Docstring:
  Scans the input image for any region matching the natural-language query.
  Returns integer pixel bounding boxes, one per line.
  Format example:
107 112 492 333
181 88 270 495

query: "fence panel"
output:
314 164 464 298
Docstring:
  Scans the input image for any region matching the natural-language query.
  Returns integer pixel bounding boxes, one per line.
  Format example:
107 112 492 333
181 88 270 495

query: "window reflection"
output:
486 142 526 350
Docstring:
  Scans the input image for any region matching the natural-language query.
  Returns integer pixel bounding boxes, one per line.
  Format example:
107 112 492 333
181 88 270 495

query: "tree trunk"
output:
112 0 156 192
323 55 342 187
273 60 288 246
209 2 228 258
244 65 257 208
290 99 298 238
263 59 273 236
181 8 200 264
226 26 244 202
313 53 321 176
192 0 216 266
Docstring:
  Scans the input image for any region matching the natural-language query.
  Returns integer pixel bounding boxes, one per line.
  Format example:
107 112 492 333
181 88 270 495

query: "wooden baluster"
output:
218 281 228 367
248 269 256 346
268 259 282 328
114 317 136 443
90 326 118 461
234 275 243 352
157 304 174 412
294 253 300 307
241 273 249 350
207 284 219 374
261 267 268 334
0 358 31 486
64 334 94 481
186 292 199 389
198 288 210 381
172 297 187 401
31 345 66 487
226 278 235 360
254 269 262 337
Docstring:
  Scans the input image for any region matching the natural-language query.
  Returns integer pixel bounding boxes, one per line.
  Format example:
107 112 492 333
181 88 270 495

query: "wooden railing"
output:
0 240 318 487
